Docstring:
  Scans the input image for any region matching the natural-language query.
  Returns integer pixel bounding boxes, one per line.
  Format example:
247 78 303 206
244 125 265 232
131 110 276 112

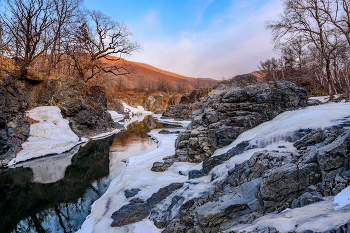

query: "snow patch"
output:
108 110 124 122
122 102 152 117
9 106 80 165
224 197 350 233
334 185 350 210
214 103 350 156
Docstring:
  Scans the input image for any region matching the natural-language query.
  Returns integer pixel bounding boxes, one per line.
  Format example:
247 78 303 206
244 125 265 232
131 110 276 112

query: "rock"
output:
261 163 321 211
143 96 156 111
125 188 141 198
111 183 184 227
158 129 181 134
0 76 118 166
111 203 150 227
308 99 323 106
291 192 324 208
195 178 263 229
151 159 175 172
161 88 211 120
188 170 204 179
173 76 308 162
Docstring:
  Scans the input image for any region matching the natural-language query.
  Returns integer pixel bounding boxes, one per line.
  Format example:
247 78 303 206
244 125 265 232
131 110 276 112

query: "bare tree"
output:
267 0 341 97
66 10 140 82
0 0 83 78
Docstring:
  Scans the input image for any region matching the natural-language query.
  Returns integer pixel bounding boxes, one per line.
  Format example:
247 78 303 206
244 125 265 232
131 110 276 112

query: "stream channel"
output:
0 115 177 233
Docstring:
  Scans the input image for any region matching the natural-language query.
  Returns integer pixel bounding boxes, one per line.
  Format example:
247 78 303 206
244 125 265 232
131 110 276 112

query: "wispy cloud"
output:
130 0 283 79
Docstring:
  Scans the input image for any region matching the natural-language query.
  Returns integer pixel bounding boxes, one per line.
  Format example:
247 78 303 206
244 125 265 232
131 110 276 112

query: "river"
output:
0 115 166 233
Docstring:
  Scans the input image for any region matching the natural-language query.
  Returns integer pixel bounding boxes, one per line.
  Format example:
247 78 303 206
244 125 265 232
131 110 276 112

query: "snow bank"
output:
122 102 152 116
225 197 350 233
108 110 124 122
214 102 350 156
9 106 80 165
9 106 122 166
334 185 350 210
78 128 197 233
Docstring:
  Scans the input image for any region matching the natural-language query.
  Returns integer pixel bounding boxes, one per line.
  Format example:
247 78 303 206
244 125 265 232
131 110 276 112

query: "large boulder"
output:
174 74 308 162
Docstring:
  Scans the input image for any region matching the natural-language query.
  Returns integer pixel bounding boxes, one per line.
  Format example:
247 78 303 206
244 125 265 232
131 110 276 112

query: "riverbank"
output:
78 118 193 233
79 102 350 232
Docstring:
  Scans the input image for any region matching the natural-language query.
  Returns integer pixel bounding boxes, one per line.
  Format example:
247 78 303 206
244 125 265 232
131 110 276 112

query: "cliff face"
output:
0 76 116 166
0 78 30 165
174 74 308 163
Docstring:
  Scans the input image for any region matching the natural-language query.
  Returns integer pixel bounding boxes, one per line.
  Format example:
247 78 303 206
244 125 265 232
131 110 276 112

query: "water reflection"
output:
0 116 161 233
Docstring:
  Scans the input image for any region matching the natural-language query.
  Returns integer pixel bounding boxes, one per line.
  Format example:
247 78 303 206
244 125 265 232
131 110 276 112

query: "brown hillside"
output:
87 56 219 110
93 56 219 93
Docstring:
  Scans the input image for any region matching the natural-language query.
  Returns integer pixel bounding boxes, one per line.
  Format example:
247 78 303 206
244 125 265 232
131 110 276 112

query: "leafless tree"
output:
267 0 343 97
66 10 140 82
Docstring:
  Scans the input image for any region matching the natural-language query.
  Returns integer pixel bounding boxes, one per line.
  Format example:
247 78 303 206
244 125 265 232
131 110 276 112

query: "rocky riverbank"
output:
75 74 350 233
0 76 117 166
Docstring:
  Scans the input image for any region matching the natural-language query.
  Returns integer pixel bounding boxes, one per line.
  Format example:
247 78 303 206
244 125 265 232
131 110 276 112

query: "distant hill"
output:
94 56 219 93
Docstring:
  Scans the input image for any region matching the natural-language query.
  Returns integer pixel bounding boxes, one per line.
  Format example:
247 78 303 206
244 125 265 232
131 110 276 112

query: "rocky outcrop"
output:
0 77 30 166
22 77 116 138
110 183 183 227
161 88 212 120
0 76 117 166
145 127 350 232
174 74 308 162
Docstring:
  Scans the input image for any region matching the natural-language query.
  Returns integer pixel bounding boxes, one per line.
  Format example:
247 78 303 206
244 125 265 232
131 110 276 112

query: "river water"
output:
0 115 164 233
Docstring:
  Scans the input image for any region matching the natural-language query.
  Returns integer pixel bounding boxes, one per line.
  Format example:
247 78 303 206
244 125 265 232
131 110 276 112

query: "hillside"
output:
95 57 219 93
87 56 219 110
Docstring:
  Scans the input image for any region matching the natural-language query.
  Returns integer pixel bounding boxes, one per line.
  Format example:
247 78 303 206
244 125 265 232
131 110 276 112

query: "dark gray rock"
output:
111 202 150 227
308 99 323 106
158 129 181 134
291 192 324 208
125 188 141 198
111 183 184 227
151 159 175 172
174 76 308 163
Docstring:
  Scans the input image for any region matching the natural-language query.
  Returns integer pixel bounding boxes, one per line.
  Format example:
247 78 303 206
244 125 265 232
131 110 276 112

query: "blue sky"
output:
84 0 283 79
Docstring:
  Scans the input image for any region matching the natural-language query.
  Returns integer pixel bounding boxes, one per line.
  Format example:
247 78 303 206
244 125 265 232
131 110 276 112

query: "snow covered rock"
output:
9 106 79 165
174 75 308 163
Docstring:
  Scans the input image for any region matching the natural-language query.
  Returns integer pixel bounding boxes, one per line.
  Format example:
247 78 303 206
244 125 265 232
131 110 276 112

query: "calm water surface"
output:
0 116 162 233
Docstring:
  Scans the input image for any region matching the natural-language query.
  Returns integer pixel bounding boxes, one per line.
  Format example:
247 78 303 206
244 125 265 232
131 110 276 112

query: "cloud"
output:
129 0 283 79
142 9 160 29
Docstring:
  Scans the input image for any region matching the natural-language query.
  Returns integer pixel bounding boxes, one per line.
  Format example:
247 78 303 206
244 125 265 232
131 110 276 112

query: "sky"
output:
83 0 283 79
